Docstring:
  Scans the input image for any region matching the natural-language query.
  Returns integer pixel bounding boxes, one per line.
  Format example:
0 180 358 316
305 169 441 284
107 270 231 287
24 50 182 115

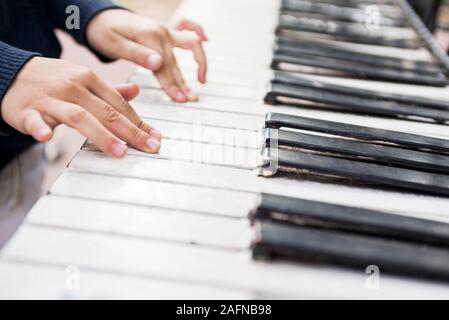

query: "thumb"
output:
114 83 140 101
22 109 53 142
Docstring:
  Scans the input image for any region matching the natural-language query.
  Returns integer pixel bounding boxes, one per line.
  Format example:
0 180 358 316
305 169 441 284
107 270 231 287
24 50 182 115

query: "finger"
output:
134 28 187 102
172 32 208 84
75 91 161 153
85 76 162 140
114 83 140 101
165 47 198 102
191 42 208 84
42 99 127 158
174 19 208 41
153 49 188 103
117 37 163 71
22 109 53 142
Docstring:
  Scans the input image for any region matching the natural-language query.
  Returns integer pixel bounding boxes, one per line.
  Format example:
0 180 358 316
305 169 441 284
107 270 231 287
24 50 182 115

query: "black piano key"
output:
253 221 449 282
272 72 449 110
265 113 449 153
265 83 449 123
266 128 449 174
276 37 444 74
277 15 421 49
270 148 449 197
254 193 449 247
272 53 448 86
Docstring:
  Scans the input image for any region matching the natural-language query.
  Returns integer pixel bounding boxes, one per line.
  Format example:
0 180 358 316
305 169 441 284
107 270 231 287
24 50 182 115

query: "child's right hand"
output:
0 57 161 157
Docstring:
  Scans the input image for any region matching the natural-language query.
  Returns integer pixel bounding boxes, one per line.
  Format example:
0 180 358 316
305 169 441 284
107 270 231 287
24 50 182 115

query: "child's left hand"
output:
86 9 208 103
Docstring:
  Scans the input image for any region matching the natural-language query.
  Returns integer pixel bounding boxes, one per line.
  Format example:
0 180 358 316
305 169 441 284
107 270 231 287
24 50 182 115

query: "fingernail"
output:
111 142 127 157
176 91 187 102
150 129 162 140
146 54 161 70
38 127 52 140
182 87 198 102
188 94 199 102
146 138 161 152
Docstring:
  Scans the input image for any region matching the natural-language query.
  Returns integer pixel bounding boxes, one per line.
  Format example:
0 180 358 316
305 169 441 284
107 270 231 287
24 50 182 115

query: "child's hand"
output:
86 10 208 103
0 57 161 157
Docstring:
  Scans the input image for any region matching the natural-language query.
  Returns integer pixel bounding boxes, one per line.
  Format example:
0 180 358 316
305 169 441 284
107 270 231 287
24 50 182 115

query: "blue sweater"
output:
0 0 120 169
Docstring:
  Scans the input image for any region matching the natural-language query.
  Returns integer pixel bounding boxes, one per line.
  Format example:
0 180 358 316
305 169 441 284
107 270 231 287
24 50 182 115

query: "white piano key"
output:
174 49 272 69
4 225 449 299
135 66 271 89
148 119 261 149
132 101 265 131
50 171 258 218
83 139 261 169
0 261 251 299
135 88 266 115
177 61 272 79
70 151 449 224
27 196 252 250
133 78 266 101
72 150 262 191
132 65 271 87
178 0 280 28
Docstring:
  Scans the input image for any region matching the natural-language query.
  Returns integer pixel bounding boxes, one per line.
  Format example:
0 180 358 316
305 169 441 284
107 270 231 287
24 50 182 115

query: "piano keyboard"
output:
3 0 449 299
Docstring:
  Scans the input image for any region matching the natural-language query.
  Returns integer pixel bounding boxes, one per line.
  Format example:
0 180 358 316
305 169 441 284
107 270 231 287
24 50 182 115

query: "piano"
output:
2 0 449 299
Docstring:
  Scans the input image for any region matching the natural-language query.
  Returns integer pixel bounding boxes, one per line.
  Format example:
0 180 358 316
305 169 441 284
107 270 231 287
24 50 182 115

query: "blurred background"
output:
43 0 181 191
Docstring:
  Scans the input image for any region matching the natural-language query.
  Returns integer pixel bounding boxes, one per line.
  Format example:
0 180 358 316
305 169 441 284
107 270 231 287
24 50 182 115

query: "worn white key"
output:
148 119 261 149
72 150 262 191
135 67 270 89
27 196 252 250
177 60 271 80
0 261 250 299
135 88 266 115
84 137 261 169
4 225 449 299
133 78 265 100
178 50 271 67
50 171 258 218
132 101 265 131
71 151 449 223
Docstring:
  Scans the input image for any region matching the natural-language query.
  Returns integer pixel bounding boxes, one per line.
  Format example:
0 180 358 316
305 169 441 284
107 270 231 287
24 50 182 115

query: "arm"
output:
0 41 41 136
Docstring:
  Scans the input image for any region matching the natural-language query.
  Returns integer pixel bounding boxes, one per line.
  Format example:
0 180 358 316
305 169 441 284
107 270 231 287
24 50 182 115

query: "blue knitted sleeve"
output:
48 0 125 62
0 41 40 136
